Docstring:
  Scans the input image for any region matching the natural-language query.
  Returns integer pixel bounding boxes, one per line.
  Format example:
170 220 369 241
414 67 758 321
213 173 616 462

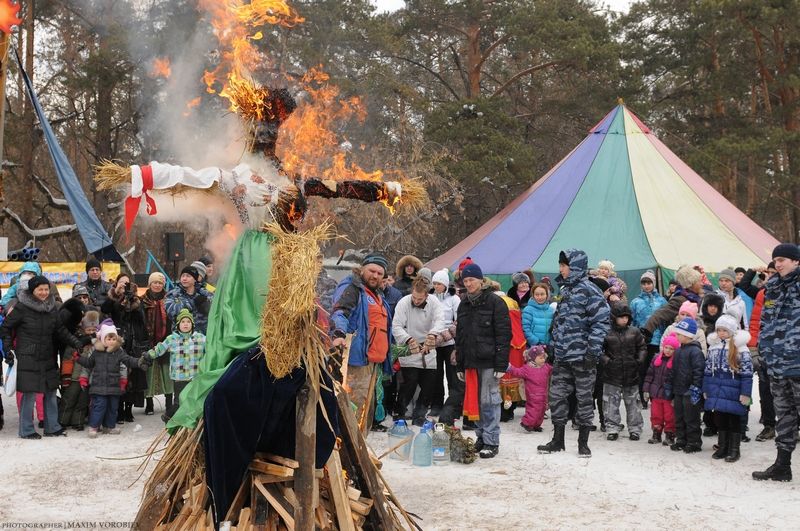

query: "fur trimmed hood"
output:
16 284 58 313
59 298 86 332
395 255 423 279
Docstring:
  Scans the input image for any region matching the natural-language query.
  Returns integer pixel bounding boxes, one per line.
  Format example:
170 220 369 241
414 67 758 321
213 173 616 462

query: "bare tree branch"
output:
32 174 70 208
384 55 461 100
1 208 77 237
490 60 564 99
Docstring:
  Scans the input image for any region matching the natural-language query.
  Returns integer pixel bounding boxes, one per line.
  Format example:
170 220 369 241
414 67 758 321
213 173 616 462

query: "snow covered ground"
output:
0 389 797 530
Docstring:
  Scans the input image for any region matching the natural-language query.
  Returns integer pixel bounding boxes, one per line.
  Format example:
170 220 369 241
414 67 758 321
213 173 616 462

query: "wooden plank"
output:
254 480 296 530
255 473 294 485
237 508 251 529
255 452 300 469
325 449 356 531
251 475 270 529
335 388 397 529
348 497 373 517
294 378 318 531
250 460 295 478
225 475 252 522
346 486 362 502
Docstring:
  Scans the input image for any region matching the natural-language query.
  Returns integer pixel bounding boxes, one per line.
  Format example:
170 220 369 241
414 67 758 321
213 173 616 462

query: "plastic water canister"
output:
412 426 433 466
432 423 450 465
388 420 413 460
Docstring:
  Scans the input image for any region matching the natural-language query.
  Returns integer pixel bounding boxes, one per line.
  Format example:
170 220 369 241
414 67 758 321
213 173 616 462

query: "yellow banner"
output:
0 262 122 288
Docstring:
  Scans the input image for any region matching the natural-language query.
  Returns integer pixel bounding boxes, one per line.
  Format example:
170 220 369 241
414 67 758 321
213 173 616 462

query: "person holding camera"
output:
101 273 150 423
165 266 213 335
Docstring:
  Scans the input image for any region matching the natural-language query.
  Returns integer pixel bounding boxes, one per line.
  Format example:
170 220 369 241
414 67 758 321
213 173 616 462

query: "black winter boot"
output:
578 426 592 458
663 432 675 446
538 424 566 454
117 402 125 424
712 431 729 460
648 430 662 444
124 403 134 423
165 394 174 411
725 432 742 463
145 397 154 415
753 449 792 481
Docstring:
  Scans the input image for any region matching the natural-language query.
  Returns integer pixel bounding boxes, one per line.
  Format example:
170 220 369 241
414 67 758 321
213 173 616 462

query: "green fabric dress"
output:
167 230 273 431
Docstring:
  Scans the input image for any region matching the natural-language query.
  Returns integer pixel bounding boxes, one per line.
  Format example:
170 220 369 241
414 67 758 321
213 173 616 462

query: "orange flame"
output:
150 57 172 79
182 97 202 117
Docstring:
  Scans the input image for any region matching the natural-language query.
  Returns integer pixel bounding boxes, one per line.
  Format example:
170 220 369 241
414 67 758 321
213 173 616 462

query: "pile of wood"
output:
144 383 416 531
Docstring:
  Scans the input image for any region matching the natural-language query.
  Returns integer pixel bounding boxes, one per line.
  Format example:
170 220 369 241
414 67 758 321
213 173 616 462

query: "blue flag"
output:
15 48 122 261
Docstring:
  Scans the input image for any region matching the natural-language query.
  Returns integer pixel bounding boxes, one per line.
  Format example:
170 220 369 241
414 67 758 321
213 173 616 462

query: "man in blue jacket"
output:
330 253 393 432
753 243 800 482
538 249 610 458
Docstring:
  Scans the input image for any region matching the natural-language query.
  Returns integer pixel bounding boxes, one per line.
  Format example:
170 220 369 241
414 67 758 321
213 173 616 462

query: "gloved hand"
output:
457 372 465 382
138 356 152 369
494 371 506 380
79 376 89 390
583 356 598 371
407 338 420 354
120 378 128 392
689 385 702 405
5 350 14 367
643 392 650 402
640 327 653 343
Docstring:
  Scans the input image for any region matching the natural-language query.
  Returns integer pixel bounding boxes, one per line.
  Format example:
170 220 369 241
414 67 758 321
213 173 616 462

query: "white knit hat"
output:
98 321 119 343
715 314 739 334
432 268 450 286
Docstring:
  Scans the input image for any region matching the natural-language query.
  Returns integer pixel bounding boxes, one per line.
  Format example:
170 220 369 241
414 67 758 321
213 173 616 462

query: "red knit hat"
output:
457 257 474 272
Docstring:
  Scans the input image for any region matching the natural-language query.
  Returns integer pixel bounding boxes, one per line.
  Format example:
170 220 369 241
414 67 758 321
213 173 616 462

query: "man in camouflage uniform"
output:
753 243 800 482
538 249 610 458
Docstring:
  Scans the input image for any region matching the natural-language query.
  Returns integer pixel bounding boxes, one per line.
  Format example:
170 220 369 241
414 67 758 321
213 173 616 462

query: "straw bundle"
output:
94 160 132 191
259 222 334 379
398 178 429 211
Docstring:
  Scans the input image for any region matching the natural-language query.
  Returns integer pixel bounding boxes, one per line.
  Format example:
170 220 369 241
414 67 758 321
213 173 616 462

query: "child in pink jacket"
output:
507 345 552 431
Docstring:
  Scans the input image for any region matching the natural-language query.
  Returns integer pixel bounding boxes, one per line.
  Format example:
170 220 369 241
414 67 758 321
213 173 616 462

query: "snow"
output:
1 386 797 530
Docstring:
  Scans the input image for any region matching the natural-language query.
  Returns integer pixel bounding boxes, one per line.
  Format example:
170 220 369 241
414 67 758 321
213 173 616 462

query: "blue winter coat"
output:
551 249 611 362
0 261 42 307
630 290 666 346
759 267 800 378
703 332 753 416
521 301 554 347
330 274 393 374
669 340 705 396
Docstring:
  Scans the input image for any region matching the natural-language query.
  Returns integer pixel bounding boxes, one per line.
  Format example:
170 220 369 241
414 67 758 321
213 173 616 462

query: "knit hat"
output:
148 272 166 286
461 263 483 280
72 284 90 298
734 267 746 274
98 319 118 343
674 265 702 289
180 265 200 282
190 261 208 280
81 310 100 329
85 258 102 272
715 314 739 334
176 308 194 327
598 259 615 273
432 268 450 286
558 251 570 266
457 257 474 272
662 333 681 350
362 253 388 272
772 243 800 261
678 301 698 319
640 270 656 284
718 268 736 283
199 255 213 266
674 317 698 337
27 275 50 293
512 272 530 285
417 267 432 285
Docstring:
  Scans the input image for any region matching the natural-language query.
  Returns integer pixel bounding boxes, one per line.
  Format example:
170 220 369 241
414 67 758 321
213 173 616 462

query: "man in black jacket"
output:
73 258 113 309
455 263 511 458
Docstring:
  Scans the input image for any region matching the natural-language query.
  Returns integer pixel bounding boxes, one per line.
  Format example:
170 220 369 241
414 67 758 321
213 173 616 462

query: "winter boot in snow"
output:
474 437 485 453
578 426 592 458
663 432 675 446
124 403 134 423
145 397 154 415
538 424 565 454
712 431 729 460
117 402 125 424
165 393 174 411
479 445 499 458
648 430 662 444
725 432 741 463
756 426 776 442
753 449 792 481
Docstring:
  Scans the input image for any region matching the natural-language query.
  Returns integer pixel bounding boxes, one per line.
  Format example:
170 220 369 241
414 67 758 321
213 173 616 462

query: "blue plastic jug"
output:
412 426 433 466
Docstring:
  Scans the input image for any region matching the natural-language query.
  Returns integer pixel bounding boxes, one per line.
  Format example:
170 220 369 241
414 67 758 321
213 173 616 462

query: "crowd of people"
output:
327 243 800 482
1 241 798 484
0 256 215 438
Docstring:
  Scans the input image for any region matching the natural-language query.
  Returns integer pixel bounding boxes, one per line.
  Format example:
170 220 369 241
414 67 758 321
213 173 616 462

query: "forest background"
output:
1 0 798 270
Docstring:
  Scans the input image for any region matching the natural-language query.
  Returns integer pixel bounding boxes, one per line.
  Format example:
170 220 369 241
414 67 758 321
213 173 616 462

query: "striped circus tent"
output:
428 104 779 291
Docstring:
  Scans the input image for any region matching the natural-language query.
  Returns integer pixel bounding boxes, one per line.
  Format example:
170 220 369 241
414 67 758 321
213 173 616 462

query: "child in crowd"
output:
506 345 552 432
76 320 148 438
59 310 99 431
521 283 555 348
668 318 706 453
144 309 206 423
644 333 679 446
601 304 646 441
661 301 707 355
703 314 753 463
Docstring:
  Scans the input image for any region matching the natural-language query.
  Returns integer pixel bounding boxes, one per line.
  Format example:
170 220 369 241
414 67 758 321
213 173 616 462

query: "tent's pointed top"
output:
590 103 653 135
589 105 621 133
